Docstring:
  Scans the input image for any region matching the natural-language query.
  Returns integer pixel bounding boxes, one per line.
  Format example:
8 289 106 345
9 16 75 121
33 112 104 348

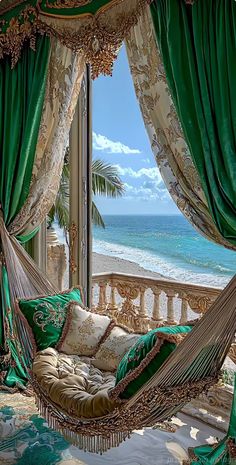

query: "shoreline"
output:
92 251 226 289
92 252 172 280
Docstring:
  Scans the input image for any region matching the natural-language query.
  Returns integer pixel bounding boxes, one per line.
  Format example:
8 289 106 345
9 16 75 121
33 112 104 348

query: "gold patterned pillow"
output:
57 304 112 356
92 325 141 372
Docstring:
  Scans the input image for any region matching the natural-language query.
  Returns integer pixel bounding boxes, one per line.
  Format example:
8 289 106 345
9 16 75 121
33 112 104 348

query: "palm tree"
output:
92 159 124 228
48 156 124 232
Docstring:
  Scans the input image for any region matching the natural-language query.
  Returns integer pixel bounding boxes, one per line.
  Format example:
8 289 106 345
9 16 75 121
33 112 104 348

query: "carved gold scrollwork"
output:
185 294 213 314
68 222 77 274
116 282 140 317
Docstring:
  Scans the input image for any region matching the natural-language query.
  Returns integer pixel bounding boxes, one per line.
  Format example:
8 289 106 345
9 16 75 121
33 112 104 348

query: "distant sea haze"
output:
93 215 236 288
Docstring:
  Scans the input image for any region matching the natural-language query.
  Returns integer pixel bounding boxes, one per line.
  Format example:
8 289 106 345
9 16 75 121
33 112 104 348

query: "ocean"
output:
93 215 236 288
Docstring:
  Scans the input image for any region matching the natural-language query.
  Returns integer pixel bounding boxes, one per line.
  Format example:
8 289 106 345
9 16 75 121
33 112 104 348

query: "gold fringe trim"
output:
31 371 218 449
109 331 188 400
0 6 38 67
0 0 152 78
228 438 236 459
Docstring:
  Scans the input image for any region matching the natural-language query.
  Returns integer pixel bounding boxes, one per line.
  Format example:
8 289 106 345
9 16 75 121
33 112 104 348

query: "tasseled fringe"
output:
35 395 130 454
62 429 130 454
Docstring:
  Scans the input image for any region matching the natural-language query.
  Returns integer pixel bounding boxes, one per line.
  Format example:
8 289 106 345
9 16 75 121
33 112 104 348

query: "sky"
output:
93 45 180 216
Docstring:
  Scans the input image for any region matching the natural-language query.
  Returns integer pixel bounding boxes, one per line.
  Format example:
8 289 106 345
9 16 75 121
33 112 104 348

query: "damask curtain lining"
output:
10 38 85 237
151 0 236 247
125 6 235 251
0 35 85 388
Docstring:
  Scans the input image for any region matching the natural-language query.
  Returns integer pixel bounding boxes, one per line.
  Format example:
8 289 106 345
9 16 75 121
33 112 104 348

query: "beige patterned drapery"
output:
9 38 85 237
125 6 235 250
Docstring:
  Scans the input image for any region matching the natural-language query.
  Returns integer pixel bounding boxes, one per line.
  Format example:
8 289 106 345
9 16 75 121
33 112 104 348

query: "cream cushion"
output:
58 304 111 356
92 326 141 372
32 348 116 419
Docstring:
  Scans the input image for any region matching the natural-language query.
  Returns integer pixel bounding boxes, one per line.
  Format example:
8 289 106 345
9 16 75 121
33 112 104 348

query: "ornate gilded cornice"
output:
0 0 196 16
0 0 196 76
0 0 153 78
0 4 38 66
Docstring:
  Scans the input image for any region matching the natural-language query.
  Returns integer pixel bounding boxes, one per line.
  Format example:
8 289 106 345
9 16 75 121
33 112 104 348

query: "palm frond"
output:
47 205 55 228
92 159 124 198
92 201 105 228
50 156 124 230
52 162 70 231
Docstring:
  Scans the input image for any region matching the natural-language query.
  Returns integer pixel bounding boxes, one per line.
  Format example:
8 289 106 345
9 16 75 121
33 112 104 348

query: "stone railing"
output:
92 272 221 333
92 272 235 431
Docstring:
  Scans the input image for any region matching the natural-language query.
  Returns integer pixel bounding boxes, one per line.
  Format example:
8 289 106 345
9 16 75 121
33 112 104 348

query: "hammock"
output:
0 213 236 454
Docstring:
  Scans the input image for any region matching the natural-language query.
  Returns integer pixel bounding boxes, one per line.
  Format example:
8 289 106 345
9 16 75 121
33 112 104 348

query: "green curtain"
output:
151 0 236 246
0 34 50 388
189 373 236 464
0 34 50 225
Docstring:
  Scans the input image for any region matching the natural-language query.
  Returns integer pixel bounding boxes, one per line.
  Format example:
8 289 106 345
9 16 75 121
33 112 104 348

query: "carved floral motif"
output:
116 282 140 317
69 222 78 274
185 294 213 314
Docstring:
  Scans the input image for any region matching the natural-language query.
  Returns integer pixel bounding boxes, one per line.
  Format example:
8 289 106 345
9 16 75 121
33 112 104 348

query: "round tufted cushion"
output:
32 348 117 419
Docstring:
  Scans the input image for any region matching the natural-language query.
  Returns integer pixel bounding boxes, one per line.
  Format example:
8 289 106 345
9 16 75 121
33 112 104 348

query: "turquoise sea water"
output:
93 215 236 287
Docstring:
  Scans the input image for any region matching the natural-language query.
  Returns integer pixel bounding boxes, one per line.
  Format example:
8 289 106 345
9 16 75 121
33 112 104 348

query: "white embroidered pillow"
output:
58 304 112 356
92 326 141 372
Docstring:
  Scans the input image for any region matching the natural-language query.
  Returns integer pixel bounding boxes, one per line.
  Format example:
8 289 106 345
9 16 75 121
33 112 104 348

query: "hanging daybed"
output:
0 0 236 461
10 226 235 454
1 213 235 454
28 283 236 454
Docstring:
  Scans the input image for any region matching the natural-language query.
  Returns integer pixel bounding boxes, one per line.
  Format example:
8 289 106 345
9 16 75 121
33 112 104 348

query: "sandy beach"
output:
92 252 171 279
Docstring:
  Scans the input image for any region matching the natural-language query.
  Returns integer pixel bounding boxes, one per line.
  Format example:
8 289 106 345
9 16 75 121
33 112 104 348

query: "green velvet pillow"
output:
110 325 193 400
17 287 83 353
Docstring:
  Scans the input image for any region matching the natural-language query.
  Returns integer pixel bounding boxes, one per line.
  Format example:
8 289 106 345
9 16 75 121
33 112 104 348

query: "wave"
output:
93 239 230 288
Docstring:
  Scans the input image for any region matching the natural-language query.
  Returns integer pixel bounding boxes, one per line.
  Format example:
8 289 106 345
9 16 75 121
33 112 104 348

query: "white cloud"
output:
142 158 151 164
115 165 162 182
93 132 141 154
124 181 170 202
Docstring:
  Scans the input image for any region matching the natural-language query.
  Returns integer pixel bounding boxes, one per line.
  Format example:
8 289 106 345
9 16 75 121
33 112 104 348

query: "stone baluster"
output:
166 290 176 324
180 294 188 324
152 288 162 322
108 282 118 311
97 281 107 313
139 287 147 318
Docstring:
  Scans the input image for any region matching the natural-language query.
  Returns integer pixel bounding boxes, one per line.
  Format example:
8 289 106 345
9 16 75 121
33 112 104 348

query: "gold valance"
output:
0 0 153 78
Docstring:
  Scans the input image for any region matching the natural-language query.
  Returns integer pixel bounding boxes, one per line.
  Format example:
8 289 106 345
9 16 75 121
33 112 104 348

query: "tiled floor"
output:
0 392 224 465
